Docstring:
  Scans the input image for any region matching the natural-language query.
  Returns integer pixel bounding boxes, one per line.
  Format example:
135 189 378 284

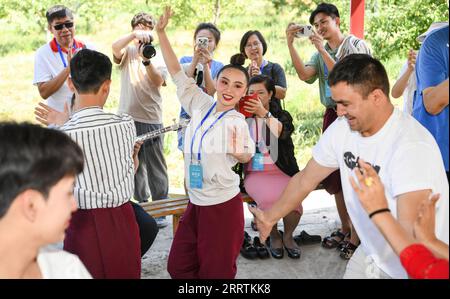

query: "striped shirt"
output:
336 34 372 61
60 107 136 209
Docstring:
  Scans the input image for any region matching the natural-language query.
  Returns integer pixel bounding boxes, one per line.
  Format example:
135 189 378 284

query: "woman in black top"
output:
241 75 302 259
240 30 287 106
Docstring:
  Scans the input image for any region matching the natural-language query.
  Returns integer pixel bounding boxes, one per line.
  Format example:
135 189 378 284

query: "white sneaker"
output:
155 216 168 228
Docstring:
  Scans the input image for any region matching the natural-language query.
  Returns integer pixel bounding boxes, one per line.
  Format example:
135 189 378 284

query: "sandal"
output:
337 240 349 251
321 229 349 249
339 242 359 260
294 230 322 246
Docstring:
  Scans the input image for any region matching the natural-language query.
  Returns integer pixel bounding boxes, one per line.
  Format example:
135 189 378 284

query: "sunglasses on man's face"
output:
53 22 74 31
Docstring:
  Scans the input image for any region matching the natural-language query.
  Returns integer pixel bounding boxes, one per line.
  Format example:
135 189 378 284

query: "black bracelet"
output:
369 208 391 219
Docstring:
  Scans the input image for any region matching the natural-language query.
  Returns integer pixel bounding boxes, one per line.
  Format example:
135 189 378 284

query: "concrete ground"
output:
141 189 349 279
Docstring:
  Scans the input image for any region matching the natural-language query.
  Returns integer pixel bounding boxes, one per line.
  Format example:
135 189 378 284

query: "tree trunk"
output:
213 0 220 24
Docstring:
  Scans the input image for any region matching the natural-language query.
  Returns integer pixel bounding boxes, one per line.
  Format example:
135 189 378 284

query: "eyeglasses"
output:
53 22 74 31
245 42 261 49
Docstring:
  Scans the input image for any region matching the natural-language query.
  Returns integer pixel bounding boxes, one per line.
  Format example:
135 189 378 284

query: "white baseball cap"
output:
417 21 448 43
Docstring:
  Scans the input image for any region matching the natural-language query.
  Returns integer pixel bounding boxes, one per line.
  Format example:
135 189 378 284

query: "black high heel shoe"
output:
279 230 301 259
265 236 284 259
253 236 270 259
240 231 258 259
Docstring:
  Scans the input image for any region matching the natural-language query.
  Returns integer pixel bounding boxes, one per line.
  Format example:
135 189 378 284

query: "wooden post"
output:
350 0 365 39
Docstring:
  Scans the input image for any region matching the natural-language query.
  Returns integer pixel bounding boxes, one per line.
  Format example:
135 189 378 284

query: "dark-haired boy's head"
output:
46 5 73 24
69 49 112 94
309 3 341 40
328 54 390 99
0 123 84 218
309 3 340 25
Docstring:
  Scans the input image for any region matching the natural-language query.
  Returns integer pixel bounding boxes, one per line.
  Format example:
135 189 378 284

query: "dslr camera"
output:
139 35 156 59
295 25 314 38
196 37 209 49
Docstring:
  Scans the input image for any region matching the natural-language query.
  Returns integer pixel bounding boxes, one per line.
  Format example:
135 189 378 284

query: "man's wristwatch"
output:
264 111 272 119
142 59 151 66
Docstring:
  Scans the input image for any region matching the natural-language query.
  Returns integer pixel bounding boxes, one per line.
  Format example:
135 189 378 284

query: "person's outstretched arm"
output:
351 161 449 279
155 7 182 77
286 23 316 81
392 50 416 98
351 160 448 259
250 158 335 243
350 161 415 255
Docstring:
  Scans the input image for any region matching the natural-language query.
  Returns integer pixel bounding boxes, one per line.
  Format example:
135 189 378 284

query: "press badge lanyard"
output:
190 102 232 163
323 56 337 100
259 60 267 73
254 118 262 152
57 42 77 68
251 118 264 171
189 102 232 189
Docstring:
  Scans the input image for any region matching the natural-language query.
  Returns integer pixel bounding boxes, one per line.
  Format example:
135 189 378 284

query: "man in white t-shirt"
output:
112 12 169 228
0 123 91 279
33 5 93 113
250 54 449 279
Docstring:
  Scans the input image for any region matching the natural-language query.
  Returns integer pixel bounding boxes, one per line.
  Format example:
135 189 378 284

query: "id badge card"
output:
189 163 203 189
252 152 264 171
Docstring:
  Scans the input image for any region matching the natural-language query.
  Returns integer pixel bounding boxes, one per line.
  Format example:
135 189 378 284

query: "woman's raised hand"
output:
156 6 174 32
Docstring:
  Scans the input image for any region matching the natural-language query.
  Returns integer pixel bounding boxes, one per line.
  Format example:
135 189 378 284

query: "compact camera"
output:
295 25 314 38
196 37 209 49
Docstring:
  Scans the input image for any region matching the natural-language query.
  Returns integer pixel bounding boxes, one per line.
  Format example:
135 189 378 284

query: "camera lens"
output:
141 43 156 59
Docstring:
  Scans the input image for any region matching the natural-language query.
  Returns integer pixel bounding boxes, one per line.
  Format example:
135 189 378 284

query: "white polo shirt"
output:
33 41 94 112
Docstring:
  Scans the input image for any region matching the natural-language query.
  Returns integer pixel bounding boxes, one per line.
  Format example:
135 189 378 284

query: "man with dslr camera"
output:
112 13 169 228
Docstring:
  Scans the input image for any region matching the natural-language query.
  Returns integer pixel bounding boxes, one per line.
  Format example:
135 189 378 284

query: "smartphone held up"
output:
295 25 314 38
239 92 259 118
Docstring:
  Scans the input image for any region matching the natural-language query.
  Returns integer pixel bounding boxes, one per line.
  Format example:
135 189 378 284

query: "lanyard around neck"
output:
56 42 77 68
259 60 267 73
190 102 233 162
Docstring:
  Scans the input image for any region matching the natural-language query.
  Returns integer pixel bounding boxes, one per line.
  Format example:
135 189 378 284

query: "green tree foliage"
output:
0 0 243 33
270 0 449 60
0 0 121 34
366 0 448 60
